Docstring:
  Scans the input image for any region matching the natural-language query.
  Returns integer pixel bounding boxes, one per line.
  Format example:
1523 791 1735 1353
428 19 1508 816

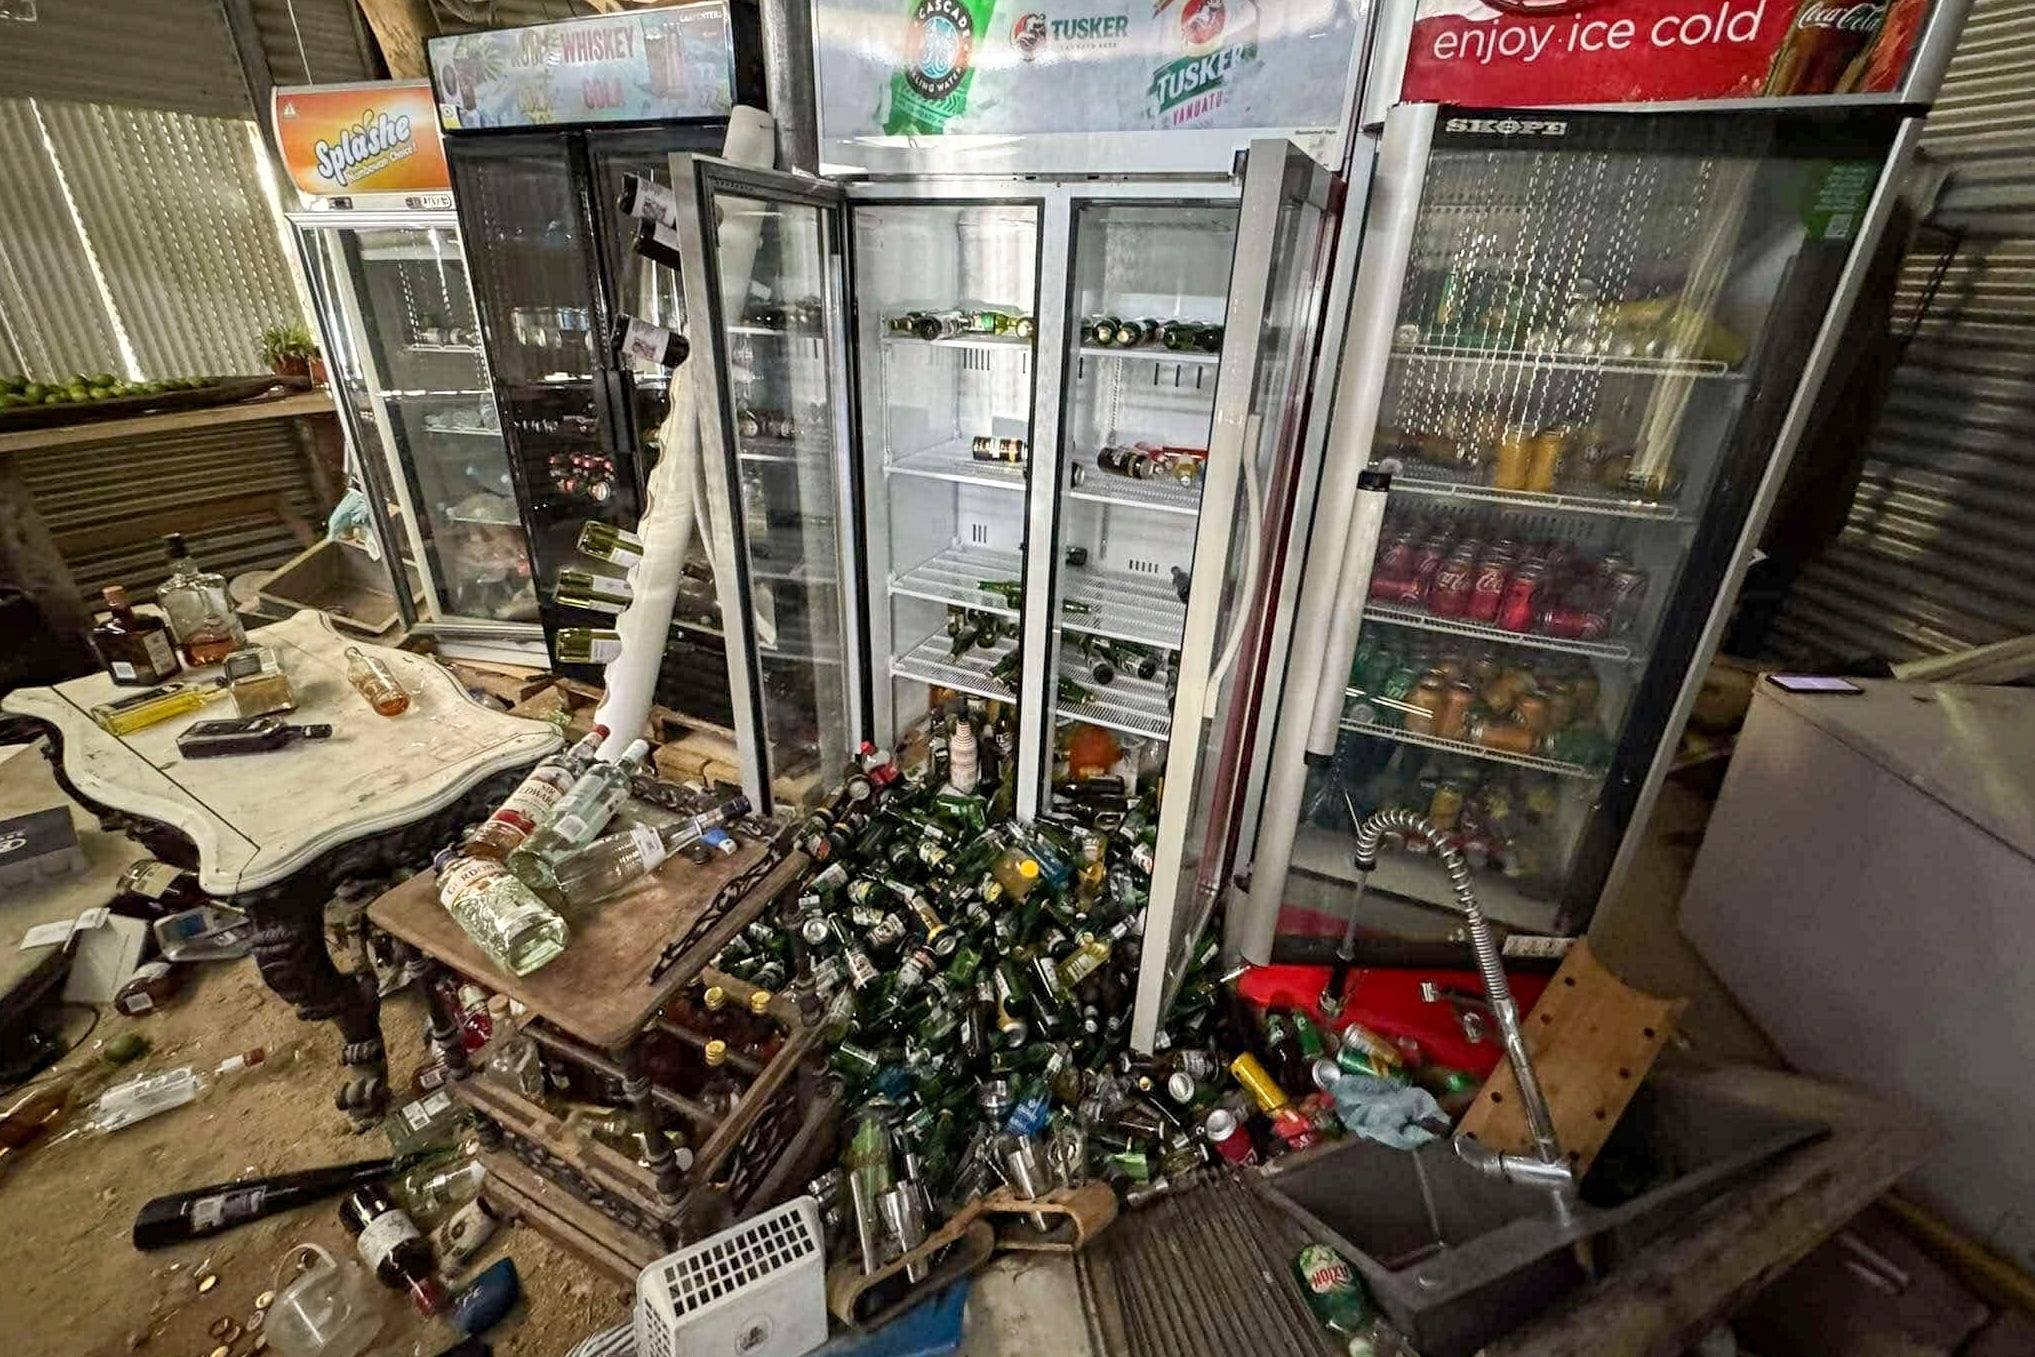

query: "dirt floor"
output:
0 957 632 1357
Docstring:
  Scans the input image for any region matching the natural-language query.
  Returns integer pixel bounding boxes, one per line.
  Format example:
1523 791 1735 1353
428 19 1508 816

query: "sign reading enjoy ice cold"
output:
427 5 735 131
1399 0 1933 106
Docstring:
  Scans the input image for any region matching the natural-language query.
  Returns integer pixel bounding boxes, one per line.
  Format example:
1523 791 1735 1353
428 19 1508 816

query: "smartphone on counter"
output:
1765 674 1864 695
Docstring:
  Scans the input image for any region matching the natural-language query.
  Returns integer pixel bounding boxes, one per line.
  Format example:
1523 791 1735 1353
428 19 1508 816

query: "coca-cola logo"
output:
1794 0 1887 30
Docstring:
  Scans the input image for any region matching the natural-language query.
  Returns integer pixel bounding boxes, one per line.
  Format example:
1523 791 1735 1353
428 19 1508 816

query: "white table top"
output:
2 611 562 895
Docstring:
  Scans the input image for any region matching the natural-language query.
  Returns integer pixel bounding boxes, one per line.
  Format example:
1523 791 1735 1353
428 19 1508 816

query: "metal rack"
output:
1338 712 1603 780
1362 604 1638 663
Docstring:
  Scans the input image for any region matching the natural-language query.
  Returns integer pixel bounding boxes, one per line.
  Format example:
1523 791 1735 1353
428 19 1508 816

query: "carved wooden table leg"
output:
619 1037 687 1205
246 871 389 1132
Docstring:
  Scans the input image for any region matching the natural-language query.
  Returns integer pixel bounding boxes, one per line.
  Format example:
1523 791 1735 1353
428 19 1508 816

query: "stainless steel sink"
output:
1257 1070 1827 1357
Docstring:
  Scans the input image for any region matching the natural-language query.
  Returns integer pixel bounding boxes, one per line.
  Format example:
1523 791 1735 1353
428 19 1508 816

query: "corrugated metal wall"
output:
0 102 122 376
0 0 250 118
1771 0 2035 664
16 420 328 603
254 0 376 86
35 102 304 377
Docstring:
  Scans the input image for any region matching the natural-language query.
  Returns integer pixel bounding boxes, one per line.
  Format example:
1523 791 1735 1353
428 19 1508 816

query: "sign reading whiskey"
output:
812 0 1365 154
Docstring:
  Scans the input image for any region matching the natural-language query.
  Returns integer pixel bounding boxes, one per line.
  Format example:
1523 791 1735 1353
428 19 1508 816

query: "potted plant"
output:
259 323 324 384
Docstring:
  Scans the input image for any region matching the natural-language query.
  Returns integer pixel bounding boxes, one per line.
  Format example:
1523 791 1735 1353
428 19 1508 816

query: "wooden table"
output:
0 609 561 1127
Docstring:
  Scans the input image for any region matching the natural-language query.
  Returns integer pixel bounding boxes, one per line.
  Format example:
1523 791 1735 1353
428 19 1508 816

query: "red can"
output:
1542 582 1605 639
1497 563 1543 632
1204 1107 1260 1165
1428 546 1477 618
1408 535 1451 604
1376 530 1417 578
1466 550 1512 624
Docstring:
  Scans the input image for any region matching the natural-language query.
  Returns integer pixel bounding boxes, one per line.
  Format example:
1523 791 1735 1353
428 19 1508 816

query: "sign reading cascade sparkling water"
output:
814 0 1362 151
427 5 735 131
273 82 449 200
1399 0 1932 105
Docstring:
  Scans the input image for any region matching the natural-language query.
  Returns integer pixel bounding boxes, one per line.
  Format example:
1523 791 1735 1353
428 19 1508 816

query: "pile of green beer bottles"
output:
707 699 1243 1272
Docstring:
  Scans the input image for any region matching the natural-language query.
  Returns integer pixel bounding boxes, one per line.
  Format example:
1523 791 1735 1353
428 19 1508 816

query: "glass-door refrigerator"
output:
427 3 763 719
278 84 542 662
669 141 1358 1045
1237 100 1930 967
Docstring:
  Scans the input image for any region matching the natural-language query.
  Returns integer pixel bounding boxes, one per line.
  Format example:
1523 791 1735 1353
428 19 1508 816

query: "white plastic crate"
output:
634 1197 827 1357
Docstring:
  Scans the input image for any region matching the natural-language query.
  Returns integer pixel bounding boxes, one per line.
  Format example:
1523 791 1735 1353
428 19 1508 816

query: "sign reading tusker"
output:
273 82 449 201
1399 0 1932 105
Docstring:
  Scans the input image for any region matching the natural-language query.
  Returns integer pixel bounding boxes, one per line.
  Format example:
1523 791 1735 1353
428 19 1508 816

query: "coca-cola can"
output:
1204 1107 1259 1165
1466 550 1512 624
1409 535 1450 603
1603 565 1649 635
1376 530 1417 578
1428 548 1476 618
1497 564 1543 633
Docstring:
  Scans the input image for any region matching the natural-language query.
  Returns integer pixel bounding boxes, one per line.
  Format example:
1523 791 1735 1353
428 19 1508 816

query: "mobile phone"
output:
1766 674 1864 694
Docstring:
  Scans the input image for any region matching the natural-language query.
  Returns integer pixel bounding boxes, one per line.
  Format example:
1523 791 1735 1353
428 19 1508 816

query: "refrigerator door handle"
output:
1199 412 1264 722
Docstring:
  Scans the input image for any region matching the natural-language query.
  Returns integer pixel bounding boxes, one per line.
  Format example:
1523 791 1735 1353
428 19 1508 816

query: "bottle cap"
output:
747 990 773 1016
1019 859 1039 880
622 738 652 763
102 584 131 608
704 1039 728 1067
703 985 727 1011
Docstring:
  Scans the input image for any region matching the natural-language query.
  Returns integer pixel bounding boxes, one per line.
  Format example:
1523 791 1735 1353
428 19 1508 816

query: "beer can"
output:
1229 1051 1289 1114
1513 692 1551 738
1526 430 1566 494
1165 1071 1199 1105
1203 1107 1259 1165
1310 1057 1344 1094
1334 1022 1407 1080
1493 427 1534 491
1436 683 1476 741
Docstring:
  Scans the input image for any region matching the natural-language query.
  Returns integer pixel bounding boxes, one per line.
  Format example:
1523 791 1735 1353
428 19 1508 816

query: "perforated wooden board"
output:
1458 939 1686 1176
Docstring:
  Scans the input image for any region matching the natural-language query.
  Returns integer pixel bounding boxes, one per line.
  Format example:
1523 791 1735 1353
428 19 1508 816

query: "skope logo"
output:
0 832 26 856
1012 12 1049 59
1444 116 1570 136
905 0 977 101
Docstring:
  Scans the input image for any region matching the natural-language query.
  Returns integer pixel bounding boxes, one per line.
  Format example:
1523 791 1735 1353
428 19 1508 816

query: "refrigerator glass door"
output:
295 219 537 630
1100 145 1338 1048
1275 107 1899 949
852 196 1044 788
677 159 862 810
451 138 636 672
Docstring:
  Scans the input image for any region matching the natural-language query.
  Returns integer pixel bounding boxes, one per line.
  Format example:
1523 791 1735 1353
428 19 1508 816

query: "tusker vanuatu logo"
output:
904 0 978 100
1012 9 1130 61
1148 0 1257 122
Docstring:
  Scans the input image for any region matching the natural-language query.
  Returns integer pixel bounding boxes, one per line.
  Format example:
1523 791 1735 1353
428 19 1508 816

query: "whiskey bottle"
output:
92 585 181 686
344 647 410 717
157 535 245 666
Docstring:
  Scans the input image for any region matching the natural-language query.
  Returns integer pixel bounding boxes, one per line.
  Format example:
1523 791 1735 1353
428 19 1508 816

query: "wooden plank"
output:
481 1150 662 1284
351 0 433 79
1458 939 1684 1176
0 390 336 456
370 837 809 1050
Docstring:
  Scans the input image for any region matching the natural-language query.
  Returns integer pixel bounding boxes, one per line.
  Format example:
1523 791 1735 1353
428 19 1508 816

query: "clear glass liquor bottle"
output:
550 794 750 906
506 739 652 896
433 848 568 976
466 725 610 860
157 534 245 665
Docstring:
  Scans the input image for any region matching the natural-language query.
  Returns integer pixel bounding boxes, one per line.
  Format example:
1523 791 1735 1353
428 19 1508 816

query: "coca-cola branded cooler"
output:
1221 0 1971 976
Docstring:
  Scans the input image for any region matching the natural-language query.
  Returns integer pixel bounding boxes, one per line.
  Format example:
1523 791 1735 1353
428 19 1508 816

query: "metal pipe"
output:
757 0 821 173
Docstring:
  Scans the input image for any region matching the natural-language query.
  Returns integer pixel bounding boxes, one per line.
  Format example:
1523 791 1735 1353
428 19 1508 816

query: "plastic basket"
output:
634 1197 826 1357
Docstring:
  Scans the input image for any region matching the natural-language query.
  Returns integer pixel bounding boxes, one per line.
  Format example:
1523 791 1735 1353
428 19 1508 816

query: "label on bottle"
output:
399 1089 455 1133
143 631 175 674
354 1206 423 1272
549 812 592 846
620 173 679 228
438 855 507 905
628 823 670 873
488 770 571 838
127 861 184 899
619 317 680 367
111 660 138 681
191 1185 267 1234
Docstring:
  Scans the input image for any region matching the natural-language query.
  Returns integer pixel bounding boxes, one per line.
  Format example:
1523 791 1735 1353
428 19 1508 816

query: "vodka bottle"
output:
551 795 751 906
506 739 652 896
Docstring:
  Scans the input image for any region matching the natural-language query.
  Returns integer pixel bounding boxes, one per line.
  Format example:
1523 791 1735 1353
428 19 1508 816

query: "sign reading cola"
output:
1400 0 1930 105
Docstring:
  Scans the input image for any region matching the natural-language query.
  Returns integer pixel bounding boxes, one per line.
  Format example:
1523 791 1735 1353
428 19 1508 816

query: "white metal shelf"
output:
882 332 1034 354
737 436 805 466
1386 471 1682 522
890 544 1024 617
1059 568 1185 651
1390 343 1738 379
728 324 819 339
409 342 482 355
1362 605 1638 663
890 631 1015 703
421 424 503 438
1055 665 1173 742
1066 457 1202 517
1075 344 1220 367
1339 707 1604 780
888 441 1027 491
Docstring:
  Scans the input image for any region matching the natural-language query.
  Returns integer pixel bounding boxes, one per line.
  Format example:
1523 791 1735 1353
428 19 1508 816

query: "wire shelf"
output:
1075 345 1220 368
883 332 1034 354
738 436 805 466
1390 343 1736 379
747 527 836 585
888 441 1027 491
890 631 1015 703
422 425 502 438
409 342 483 355
890 544 1024 617
1059 568 1185 650
1055 667 1173 741
1387 471 1681 522
1066 457 1203 517
1339 710 1604 780
1362 605 1638 663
